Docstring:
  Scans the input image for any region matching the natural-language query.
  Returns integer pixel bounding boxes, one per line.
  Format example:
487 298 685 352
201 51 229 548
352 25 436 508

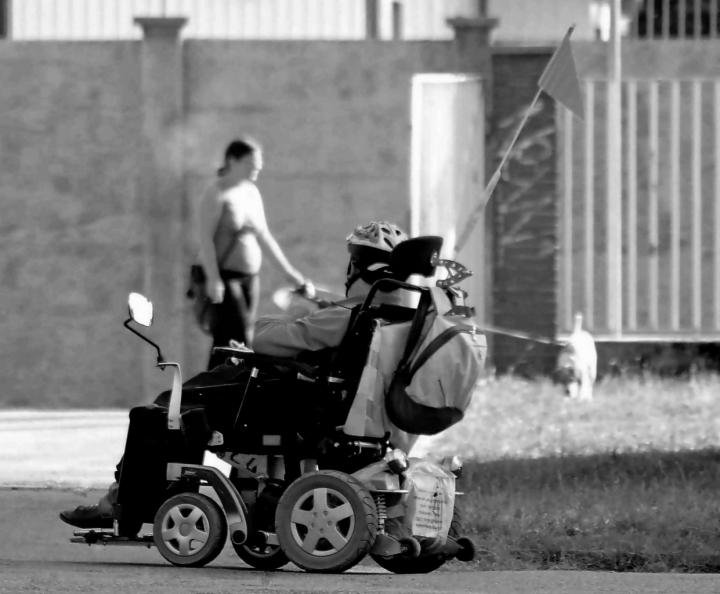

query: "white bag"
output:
401 458 456 542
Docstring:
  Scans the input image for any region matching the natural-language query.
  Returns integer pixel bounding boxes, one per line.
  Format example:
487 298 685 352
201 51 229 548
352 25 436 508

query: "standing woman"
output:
197 137 308 369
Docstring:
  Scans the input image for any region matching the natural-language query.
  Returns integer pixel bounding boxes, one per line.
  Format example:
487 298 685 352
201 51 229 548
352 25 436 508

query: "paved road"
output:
2 489 719 594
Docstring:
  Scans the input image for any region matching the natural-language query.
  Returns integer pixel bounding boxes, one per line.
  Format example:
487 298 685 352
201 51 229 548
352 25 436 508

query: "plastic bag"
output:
400 458 456 542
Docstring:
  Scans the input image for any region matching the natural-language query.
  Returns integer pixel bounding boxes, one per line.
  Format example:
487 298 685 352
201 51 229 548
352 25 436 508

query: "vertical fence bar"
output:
392 1 403 39
366 0 379 39
663 0 671 38
692 80 702 330
649 81 660 329
670 81 681 330
712 0 718 38
585 81 595 329
630 0 640 37
608 2 623 336
563 107 574 331
695 0 702 38
0 0 9 38
679 0 687 38
715 81 720 329
627 80 638 330
647 0 655 38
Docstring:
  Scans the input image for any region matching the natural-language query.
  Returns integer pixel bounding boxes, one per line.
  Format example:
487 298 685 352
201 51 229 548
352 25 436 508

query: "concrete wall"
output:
0 34 458 407
574 39 720 78
0 41 145 406
489 0 596 43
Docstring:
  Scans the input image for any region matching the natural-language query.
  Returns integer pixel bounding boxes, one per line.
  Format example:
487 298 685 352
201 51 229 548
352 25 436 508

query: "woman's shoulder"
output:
225 180 263 208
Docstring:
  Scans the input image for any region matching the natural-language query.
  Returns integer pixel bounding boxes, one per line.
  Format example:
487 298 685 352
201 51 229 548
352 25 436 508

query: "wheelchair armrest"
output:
212 347 319 379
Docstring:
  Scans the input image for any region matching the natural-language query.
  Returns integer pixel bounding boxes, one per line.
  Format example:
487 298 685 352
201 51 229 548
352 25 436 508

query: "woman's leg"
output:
239 273 260 346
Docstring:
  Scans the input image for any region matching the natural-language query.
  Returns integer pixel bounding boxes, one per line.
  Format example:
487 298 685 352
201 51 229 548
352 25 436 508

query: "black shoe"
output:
59 505 114 529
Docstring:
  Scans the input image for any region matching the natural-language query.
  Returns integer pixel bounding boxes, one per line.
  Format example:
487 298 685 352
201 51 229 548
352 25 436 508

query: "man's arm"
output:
253 307 353 358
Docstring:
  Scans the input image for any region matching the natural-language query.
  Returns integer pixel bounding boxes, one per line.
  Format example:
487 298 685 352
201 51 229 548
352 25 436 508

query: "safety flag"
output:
538 25 585 121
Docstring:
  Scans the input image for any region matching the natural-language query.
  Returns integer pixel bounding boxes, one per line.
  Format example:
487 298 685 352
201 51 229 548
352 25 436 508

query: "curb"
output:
0 484 101 493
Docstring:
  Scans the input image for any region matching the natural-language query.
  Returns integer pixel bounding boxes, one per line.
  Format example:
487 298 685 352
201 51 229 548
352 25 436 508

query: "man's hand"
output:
285 268 307 289
207 278 225 304
297 280 316 300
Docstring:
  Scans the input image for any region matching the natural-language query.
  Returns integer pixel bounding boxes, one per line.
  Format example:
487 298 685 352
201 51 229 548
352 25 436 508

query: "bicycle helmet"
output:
347 222 408 264
345 221 409 293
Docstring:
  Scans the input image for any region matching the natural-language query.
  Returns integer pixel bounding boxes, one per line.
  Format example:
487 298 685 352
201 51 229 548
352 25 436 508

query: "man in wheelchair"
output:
59 221 414 530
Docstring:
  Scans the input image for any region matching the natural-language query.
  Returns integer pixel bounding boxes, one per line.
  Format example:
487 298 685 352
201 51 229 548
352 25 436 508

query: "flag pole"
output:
454 87 543 255
455 24 581 255
607 0 623 336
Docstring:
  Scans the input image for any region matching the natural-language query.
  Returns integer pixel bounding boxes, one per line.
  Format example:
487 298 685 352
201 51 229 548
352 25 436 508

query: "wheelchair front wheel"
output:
153 492 227 568
275 470 378 573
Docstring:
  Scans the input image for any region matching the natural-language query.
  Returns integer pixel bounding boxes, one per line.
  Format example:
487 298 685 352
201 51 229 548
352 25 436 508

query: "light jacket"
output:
254 301 356 358
253 283 410 358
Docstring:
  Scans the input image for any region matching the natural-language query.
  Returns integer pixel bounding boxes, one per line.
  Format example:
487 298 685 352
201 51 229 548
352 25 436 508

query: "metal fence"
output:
628 0 720 39
559 76 720 341
7 0 477 40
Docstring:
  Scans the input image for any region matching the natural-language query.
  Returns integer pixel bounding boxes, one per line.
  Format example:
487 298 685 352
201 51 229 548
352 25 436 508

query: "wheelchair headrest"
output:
390 236 444 279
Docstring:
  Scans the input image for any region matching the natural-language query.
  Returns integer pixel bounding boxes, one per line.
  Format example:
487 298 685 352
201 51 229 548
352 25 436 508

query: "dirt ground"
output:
1 489 719 594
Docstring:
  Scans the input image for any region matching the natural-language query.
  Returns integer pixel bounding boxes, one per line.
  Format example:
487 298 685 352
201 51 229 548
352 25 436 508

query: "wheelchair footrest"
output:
70 529 155 547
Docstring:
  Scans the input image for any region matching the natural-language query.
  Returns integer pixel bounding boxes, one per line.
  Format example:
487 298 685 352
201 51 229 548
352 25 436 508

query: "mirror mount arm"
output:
123 318 165 365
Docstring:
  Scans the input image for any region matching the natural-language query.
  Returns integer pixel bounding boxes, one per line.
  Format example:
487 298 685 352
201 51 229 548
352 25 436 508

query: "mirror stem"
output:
123 318 164 364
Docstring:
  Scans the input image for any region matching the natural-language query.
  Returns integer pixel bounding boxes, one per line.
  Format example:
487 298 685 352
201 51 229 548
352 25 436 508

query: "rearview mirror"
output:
128 293 153 327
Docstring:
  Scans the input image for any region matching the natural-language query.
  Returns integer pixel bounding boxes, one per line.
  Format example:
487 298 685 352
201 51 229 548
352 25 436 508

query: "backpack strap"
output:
397 289 437 371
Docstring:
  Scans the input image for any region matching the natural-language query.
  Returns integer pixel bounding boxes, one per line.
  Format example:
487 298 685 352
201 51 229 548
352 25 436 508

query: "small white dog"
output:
556 313 597 401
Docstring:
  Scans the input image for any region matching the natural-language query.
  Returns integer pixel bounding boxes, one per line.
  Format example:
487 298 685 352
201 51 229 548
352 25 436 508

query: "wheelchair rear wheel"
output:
275 470 378 573
153 492 227 568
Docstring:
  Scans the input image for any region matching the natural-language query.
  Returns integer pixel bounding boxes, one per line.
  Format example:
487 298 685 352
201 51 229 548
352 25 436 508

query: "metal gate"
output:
558 76 720 341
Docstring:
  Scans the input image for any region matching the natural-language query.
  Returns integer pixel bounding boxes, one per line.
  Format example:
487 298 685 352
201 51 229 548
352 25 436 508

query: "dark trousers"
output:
208 270 259 370
113 364 246 482
113 365 312 485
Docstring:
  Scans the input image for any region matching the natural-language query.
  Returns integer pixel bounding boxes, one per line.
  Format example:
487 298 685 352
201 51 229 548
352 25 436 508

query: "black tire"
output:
153 492 228 568
275 470 378 573
232 542 289 570
455 536 477 562
372 506 463 574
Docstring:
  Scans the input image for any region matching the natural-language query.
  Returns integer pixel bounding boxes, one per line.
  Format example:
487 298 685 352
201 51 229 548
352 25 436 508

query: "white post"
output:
607 0 623 336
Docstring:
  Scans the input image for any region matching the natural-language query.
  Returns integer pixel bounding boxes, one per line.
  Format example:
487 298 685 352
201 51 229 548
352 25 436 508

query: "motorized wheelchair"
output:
69 236 480 574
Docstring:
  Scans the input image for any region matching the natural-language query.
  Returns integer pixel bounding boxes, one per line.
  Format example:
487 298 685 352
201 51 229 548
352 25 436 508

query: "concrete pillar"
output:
134 17 187 392
447 16 499 116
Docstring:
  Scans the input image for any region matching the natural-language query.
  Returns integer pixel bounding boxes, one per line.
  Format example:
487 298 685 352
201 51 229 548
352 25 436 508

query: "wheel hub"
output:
289 487 355 557
161 503 210 557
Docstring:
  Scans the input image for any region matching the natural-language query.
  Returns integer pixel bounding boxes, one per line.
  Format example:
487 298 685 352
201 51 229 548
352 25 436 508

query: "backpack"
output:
385 286 487 436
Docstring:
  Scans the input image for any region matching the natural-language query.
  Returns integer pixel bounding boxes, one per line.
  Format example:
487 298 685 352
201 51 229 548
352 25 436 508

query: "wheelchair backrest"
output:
325 235 446 392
